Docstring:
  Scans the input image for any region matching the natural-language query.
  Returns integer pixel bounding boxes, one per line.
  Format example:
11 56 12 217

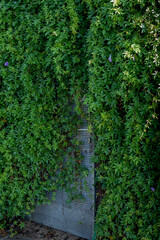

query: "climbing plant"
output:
0 0 160 239
0 0 88 229
84 0 160 239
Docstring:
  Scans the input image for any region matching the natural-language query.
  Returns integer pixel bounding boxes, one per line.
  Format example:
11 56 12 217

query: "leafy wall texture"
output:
0 0 160 239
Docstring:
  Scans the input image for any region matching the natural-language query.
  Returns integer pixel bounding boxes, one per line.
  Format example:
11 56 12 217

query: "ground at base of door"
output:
0 220 85 240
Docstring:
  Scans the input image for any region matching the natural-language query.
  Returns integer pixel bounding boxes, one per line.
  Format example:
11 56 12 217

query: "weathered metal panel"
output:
29 127 95 240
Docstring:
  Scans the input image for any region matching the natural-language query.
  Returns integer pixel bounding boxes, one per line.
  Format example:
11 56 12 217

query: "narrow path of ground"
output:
0 220 86 240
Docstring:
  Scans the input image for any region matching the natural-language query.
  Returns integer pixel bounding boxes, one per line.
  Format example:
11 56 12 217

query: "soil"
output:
0 220 86 240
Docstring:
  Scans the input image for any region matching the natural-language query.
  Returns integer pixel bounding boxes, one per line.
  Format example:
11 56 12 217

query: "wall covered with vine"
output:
0 0 89 229
0 0 160 239
84 0 160 239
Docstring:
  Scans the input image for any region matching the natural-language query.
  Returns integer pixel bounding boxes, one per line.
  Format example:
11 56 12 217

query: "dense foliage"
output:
0 0 88 229
0 0 160 239
85 0 160 239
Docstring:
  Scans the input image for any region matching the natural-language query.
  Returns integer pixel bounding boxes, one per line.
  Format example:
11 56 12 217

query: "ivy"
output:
0 0 88 230
0 0 160 239
85 0 160 239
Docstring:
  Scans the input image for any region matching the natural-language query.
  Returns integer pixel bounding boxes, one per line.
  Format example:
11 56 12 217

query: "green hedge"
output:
85 0 160 239
0 0 160 239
